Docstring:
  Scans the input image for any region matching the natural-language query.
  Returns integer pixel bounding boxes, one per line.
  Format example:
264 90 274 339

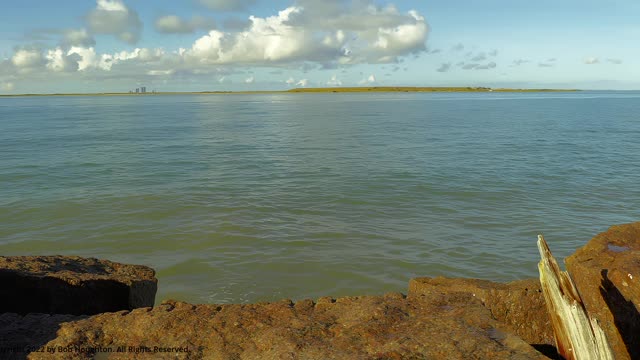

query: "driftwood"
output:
537 235 614 360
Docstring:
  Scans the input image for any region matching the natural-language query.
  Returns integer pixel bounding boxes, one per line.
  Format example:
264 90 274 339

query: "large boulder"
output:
566 222 640 360
408 277 554 350
29 293 549 359
0 256 157 315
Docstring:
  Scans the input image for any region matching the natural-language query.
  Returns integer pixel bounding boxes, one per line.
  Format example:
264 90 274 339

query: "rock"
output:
0 256 157 315
565 222 640 360
0 312 86 360
29 293 549 359
408 277 555 351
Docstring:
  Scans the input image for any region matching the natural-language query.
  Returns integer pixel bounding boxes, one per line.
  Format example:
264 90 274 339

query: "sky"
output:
0 0 638 93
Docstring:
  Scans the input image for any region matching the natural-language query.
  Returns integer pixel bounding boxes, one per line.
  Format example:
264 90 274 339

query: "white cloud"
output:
67 47 100 71
12 49 44 69
606 58 623 64
147 69 175 76
245 76 254 83
155 15 216 34
64 46 164 72
187 7 313 64
1 82 14 91
46 48 81 72
584 57 599 65
199 0 255 12
285 77 295 85
327 74 342 86
2 1 429 86
358 74 376 85
87 0 142 44
185 3 428 66
62 29 95 47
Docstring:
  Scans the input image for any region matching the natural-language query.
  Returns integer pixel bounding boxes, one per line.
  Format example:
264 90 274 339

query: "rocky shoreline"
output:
1 222 638 359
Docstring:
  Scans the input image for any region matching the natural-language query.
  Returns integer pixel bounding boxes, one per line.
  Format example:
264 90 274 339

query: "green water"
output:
1 92 639 303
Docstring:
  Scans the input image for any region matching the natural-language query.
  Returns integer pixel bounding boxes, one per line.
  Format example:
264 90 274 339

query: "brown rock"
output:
565 222 640 360
0 256 157 315
29 293 549 359
0 312 86 360
408 277 553 348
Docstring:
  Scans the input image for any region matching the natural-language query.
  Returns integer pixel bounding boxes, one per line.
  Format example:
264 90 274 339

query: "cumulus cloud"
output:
359 74 376 84
46 48 81 72
489 49 498 56
286 77 295 85
86 0 142 44
286 1 429 63
436 62 451 72
184 4 427 66
538 62 554 68
327 74 342 86
2 1 430 86
245 76 254 83
12 49 45 69
155 15 216 34
62 29 96 47
427 48 441 54
1 82 15 91
606 58 623 64
584 57 599 64
199 0 255 12
63 46 164 72
11 48 46 73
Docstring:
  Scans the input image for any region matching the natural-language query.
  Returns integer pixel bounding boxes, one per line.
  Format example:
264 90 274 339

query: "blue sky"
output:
0 0 638 93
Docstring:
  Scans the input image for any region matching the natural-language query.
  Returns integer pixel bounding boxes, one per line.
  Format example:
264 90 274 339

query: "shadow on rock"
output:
600 269 640 359
0 313 86 360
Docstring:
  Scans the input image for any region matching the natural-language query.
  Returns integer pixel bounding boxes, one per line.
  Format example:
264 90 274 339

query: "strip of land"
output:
0 86 579 97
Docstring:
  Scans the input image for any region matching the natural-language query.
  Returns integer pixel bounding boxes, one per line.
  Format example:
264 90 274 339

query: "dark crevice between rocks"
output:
531 344 563 360
600 269 640 359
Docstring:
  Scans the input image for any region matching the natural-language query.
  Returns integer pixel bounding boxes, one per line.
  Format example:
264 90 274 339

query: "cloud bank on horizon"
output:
0 0 637 92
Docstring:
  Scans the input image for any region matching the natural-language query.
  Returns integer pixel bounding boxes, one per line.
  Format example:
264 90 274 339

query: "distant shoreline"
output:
0 86 580 97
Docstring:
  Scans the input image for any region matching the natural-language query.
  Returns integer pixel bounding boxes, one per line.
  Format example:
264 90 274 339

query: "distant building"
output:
141 86 146 93
135 88 139 93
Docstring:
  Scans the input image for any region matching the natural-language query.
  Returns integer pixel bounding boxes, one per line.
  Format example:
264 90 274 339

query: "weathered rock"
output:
566 222 640 360
408 277 555 350
0 312 86 360
0 256 157 315
29 292 549 359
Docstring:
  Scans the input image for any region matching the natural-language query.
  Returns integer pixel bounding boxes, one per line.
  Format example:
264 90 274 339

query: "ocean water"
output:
1 91 639 304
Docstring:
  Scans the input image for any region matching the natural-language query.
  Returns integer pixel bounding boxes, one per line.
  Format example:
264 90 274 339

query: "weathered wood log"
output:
537 235 614 360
